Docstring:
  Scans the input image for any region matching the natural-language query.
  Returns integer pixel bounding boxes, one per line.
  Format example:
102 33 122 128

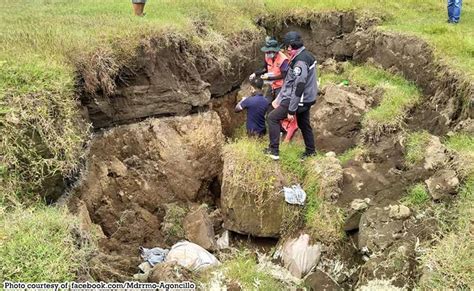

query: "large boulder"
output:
221 144 288 237
183 205 217 251
312 85 373 153
73 111 224 255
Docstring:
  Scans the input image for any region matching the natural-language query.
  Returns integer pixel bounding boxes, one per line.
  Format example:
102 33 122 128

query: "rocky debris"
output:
325 151 337 158
359 241 416 288
388 205 411 220
183 205 217 251
425 169 459 201
357 279 405 291
305 270 340 291
319 58 345 75
210 89 247 137
312 85 373 153
351 198 370 211
344 198 371 232
221 152 287 237
72 112 224 277
89 252 140 282
148 262 193 283
307 156 343 200
358 207 405 253
453 118 474 135
423 135 448 170
276 234 322 279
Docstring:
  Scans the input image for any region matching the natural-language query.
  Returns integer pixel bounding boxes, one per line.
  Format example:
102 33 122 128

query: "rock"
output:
221 150 287 237
278 234 322 279
148 262 193 283
183 206 217 251
423 136 448 170
72 112 224 277
351 198 370 211
344 210 363 232
425 169 459 200
305 270 340 291
76 200 106 239
312 85 373 153
306 157 343 200
358 207 404 253
388 205 411 220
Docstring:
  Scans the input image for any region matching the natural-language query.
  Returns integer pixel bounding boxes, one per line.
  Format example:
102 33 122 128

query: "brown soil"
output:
65 11 472 287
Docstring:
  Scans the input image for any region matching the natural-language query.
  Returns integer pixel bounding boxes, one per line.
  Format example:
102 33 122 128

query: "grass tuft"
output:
401 183 430 208
223 250 284 290
0 206 93 282
405 131 432 166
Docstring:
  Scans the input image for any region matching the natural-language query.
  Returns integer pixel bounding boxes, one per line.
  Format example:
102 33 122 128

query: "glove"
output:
249 73 256 81
260 73 269 80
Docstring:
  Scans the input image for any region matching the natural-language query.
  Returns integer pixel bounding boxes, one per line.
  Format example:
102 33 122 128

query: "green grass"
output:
405 131 432 166
222 250 284 290
0 206 93 282
161 203 187 243
321 63 422 137
401 183 430 208
419 178 474 290
337 146 365 165
303 157 345 244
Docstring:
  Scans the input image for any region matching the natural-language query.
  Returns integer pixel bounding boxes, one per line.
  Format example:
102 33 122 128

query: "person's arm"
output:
234 97 248 113
262 59 289 81
288 61 309 115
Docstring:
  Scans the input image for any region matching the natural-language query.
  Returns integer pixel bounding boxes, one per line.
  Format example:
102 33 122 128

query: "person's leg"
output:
267 106 288 155
132 0 146 16
452 0 462 23
447 0 454 21
296 105 315 155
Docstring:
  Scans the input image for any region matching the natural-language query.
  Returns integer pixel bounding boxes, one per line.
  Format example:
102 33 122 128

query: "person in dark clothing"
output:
235 77 269 137
249 37 289 103
265 31 318 161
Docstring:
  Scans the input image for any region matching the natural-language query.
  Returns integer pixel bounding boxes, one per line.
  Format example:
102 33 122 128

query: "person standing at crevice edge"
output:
265 31 317 161
447 0 462 24
132 0 147 16
250 37 289 103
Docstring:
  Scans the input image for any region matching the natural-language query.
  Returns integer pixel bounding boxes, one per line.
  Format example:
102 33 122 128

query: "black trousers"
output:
268 104 315 155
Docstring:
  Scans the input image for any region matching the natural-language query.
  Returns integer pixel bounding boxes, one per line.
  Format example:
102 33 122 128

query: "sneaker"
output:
300 151 316 160
263 148 279 161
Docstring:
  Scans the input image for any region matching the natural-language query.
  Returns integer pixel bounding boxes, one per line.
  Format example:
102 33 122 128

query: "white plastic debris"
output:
283 184 307 205
165 241 220 271
277 233 322 278
216 230 230 250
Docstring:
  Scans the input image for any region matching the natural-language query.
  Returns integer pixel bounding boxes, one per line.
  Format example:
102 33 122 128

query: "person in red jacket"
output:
250 37 289 103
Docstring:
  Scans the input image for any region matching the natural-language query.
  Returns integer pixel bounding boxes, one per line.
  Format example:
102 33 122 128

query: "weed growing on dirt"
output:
161 203 187 243
223 138 280 210
337 146 365 165
0 206 93 282
401 183 429 208
321 63 422 138
405 131 432 166
223 250 284 290
303 157 345 244
445 133 474 177
419 177 474 289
